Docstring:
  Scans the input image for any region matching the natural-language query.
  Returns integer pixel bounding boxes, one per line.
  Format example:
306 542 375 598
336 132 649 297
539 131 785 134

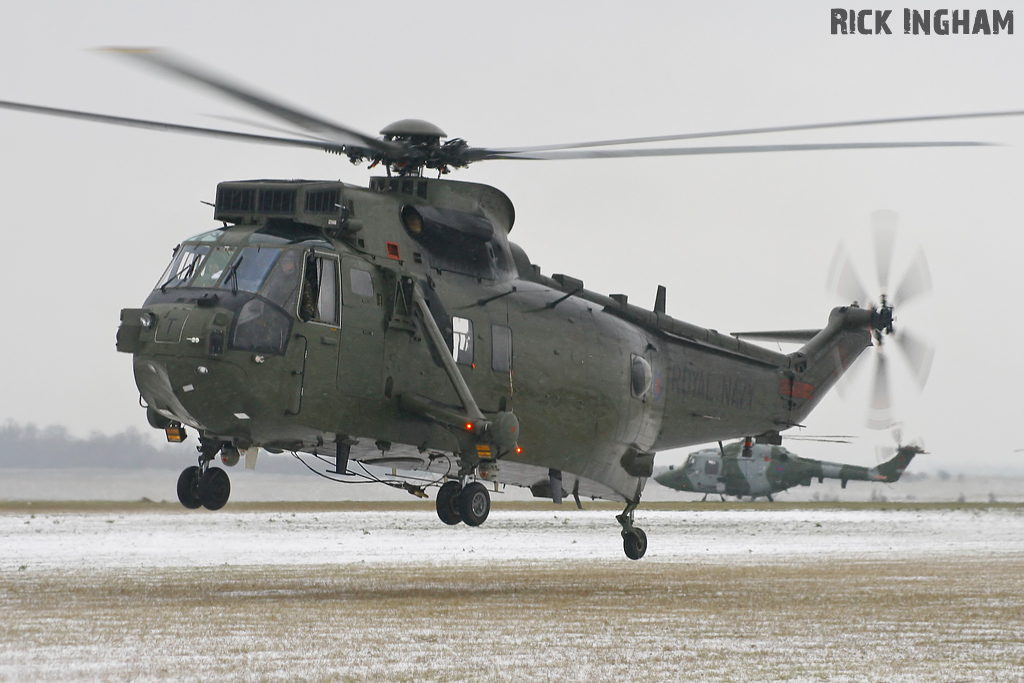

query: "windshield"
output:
192 246 236 288
155 245 209 290
154 244 286 293
222 247 282 293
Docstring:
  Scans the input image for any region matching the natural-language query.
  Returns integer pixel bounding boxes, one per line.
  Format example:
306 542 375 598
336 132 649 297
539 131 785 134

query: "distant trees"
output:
0 422 183 470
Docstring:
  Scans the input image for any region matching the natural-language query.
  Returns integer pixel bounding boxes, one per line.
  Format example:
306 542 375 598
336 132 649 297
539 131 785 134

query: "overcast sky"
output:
0 1 1021 475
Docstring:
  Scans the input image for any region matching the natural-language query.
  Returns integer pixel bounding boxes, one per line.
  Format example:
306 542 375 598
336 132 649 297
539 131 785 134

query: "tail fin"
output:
877 444 925 482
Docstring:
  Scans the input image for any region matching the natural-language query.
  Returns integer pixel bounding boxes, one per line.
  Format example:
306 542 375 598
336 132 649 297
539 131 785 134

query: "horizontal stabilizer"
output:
731 329 821 344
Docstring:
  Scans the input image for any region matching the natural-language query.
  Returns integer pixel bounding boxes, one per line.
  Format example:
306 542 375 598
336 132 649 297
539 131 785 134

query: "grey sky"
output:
0 1 1021 475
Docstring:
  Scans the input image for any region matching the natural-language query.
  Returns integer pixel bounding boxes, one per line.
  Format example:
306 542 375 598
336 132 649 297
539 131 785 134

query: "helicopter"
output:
0 49 1015 560
654 436 925 501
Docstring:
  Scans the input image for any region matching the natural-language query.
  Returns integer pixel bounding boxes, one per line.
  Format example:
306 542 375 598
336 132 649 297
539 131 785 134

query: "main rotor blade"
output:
827 243 870 305
893 328 935 390
204 113 334 141
0 99 349 152
892 248 933 307
102 47 400 155
867 352 895 430
785 434 858 444
481 141 989 161
872 210 899 293
484 109 1024 154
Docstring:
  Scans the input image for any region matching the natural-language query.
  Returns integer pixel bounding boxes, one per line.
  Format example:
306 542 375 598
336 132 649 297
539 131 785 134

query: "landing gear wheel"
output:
436 480 463 525
176 466 202 509
623 528 648 561
458 481 490 527
198 467 231 510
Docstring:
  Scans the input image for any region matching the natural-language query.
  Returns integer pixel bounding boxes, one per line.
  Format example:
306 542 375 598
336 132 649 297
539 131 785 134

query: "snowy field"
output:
2 505 1023 682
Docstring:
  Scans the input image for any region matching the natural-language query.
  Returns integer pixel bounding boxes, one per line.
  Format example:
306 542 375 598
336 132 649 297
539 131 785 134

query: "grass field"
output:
1 504 1022 681
3 558 1023 682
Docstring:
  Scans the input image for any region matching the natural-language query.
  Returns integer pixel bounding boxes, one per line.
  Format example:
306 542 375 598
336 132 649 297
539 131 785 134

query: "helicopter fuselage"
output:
117 176 877 503
655 441 922 499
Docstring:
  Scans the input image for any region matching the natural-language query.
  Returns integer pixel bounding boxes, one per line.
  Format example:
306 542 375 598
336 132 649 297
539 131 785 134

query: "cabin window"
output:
220 247 281 293
704 459 720 476
491 324 513 373
452 317 474 365
301 254 339 325
350 268 374 298
155 245 209 290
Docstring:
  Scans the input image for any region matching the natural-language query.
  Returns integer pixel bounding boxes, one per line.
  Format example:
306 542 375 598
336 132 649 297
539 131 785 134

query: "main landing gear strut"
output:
176 439 231 511
435 479 491 527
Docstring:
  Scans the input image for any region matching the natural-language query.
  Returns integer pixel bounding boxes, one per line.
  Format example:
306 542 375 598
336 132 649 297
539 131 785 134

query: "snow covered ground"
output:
4 506 1024 569
2 506 1023 682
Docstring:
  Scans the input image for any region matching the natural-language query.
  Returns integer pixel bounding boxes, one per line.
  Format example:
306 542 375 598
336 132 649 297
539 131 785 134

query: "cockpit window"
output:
249 223 332 247
220 247 281 294
155 245 209 290
260 249 303 313
186 229 225 243
191 247 237 288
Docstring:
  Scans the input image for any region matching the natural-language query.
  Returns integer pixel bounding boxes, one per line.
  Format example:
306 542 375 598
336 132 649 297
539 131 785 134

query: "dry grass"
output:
2 556 1023 682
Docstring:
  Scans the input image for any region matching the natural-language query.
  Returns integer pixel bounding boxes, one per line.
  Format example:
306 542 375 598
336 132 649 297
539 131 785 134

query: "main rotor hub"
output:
380 119 447 142
373 120 470 177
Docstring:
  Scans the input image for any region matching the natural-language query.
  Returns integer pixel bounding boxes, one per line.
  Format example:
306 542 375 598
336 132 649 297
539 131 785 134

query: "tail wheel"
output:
435 480 463 525
458 482 491 527
623 528 648 560
198 467 231 510
176 466 202 509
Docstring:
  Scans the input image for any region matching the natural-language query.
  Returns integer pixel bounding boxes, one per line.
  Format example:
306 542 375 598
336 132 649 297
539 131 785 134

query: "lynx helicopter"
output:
655 436 925 501
0 49 1016 560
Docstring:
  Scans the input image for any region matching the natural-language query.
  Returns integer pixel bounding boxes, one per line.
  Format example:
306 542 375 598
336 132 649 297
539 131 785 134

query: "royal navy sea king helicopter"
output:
655 436 925 501
1 50 1015 559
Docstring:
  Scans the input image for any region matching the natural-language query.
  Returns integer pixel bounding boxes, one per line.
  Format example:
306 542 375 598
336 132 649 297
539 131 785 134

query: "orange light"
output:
515 446 523 454
465 422 474 431
164 426 186 443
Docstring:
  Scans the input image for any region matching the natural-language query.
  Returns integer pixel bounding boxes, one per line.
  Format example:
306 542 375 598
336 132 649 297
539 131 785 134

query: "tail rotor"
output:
827 210 935 430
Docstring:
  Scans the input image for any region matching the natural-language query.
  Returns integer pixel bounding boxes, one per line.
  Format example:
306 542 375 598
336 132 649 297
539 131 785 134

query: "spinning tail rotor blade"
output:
872 210 899 293
867 353 895 430
893 328 935 390
827 243 870 305
892 248 933 307
834 348 870 400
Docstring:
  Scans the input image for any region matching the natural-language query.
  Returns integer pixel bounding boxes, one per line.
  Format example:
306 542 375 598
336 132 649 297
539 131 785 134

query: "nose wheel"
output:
176 441 232 510
176 466 203 509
